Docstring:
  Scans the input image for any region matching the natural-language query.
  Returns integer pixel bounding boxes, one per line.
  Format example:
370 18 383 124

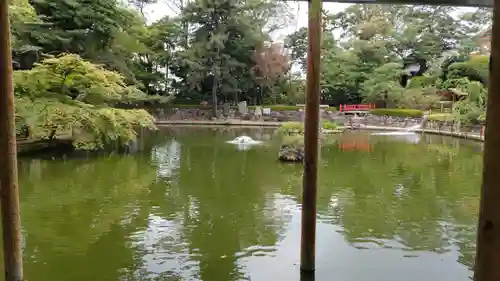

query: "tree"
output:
131 16 182 95
171 0 287 109
14 54 165 149
252 42 290 104
321 48 362 105
29 0 127 57
9 0 494 126
361 62 405 107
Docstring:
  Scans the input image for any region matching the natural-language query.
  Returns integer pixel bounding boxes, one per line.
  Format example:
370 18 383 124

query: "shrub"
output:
277 121 339 135
369 108 424 118
14 54 158 150
323 121 338 130
427 113 454 122
281 135 304 147
276 122 304 135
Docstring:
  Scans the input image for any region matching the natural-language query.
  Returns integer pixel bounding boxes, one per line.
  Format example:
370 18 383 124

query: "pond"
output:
10 127 482 281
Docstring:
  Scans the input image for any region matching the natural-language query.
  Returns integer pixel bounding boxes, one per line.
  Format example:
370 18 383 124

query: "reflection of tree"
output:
13 128 483 280
333 139 479 268
282 134 482 270
151 139 182 181
126 127 293 281
15 155 157 281
145 133 290 281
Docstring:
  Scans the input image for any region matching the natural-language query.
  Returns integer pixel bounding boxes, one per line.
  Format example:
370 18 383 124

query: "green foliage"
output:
9 0 39 49
427 113 454 122
446 55 489 84
14 55 158 150
28 0 127 57
407 76 440 88
281 135 304 148
8 0 493 128
361 63 405 106
276 122 304 135
451 79 487 124
283 4 492 117
370 108 424 118
276 121 340 136
323 121 338 130
397 87 441 110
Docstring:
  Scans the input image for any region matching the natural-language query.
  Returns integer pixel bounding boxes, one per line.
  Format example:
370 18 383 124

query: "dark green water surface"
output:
13 127 483 281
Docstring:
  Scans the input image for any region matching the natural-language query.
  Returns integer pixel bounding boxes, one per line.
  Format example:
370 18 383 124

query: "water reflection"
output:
151 139 181 180
12 128 482 281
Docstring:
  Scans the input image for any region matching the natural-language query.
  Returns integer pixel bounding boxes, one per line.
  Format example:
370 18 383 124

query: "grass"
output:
369 108 424 118
276 121 339 135
427 113 454 121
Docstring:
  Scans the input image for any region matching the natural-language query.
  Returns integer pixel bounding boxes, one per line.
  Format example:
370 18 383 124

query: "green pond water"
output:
10 127 483 281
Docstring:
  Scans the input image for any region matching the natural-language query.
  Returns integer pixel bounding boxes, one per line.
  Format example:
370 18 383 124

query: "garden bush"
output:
276 121 339 136
276 122 304 135
323 121 338 130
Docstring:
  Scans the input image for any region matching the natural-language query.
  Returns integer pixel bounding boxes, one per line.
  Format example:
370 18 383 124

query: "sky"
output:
141 1 478 74
144 1 353 42
143 1 478 42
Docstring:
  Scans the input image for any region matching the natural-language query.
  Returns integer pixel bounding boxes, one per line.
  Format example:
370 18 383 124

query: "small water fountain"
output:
226 136 263 151
226 136 263 145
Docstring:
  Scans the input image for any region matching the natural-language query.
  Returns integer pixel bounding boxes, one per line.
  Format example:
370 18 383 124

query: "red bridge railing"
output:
339 103 375 112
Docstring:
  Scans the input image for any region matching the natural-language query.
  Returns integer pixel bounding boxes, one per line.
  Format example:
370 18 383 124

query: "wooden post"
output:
474 0 500 280
0 1 24 281
300 0 321 273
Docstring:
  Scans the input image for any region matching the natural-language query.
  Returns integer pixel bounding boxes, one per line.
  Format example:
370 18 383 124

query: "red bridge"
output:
339 103 375 112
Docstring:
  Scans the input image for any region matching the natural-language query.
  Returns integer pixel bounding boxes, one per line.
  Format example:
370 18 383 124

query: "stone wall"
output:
342 115 484 134
148 107 339 122
147 107 484 135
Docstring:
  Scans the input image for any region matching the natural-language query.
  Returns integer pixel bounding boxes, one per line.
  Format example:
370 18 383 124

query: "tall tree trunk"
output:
212 74 218 118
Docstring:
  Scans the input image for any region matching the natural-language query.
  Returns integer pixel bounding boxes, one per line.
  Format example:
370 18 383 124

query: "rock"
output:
278 145 304 163
241 113 252 120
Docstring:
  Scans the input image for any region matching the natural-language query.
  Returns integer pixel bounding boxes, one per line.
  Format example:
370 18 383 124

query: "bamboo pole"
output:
300 0 322 273
474 0 500 280
0 1 24 281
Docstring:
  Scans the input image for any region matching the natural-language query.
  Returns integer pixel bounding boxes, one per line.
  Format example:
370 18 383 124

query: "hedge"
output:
161 104 337 111
427 113 454 121
369 108 424 118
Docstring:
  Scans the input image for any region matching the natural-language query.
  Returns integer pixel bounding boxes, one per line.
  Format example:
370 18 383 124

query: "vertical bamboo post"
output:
0 2 24 281
300 0 322 273
474 0 500 280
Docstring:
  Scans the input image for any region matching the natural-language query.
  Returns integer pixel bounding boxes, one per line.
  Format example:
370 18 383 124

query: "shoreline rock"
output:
278 145 304 163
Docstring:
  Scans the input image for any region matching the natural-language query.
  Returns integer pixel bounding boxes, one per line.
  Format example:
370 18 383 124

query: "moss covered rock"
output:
278 145 304 162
